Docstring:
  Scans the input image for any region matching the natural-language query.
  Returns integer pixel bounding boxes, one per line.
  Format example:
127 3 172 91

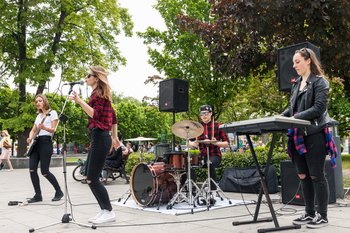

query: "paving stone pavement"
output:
1 166 350 233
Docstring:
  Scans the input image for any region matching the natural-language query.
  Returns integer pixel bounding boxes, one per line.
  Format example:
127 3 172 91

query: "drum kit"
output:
121 120 231 212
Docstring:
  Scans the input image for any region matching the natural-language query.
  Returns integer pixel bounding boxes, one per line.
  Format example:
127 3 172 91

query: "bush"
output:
125 152 155 174
124 147 289 184
196 147 289 183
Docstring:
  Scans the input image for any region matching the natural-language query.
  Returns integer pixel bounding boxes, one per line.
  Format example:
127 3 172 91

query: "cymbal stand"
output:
29 85 93 232
201 144 232 210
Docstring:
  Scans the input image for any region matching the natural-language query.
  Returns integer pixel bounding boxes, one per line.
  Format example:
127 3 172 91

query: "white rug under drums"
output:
112 196 254 215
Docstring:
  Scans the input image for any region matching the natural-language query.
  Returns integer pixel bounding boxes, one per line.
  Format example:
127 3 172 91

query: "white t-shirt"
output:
34 110 58 136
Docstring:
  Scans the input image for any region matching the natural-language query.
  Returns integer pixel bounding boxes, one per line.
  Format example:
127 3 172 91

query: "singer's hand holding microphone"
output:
69 91 82 104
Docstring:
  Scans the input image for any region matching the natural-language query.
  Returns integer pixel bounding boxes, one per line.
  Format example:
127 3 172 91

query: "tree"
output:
0 0 133 156
139 0 244 120
176 0 350 135
177 0 350 96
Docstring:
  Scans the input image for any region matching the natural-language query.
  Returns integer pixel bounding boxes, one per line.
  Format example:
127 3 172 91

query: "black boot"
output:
0 162 4 170
28 194 43 203
52 190 64 201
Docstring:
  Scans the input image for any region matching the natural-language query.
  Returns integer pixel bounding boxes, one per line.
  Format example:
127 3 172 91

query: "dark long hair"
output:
295 48 325 77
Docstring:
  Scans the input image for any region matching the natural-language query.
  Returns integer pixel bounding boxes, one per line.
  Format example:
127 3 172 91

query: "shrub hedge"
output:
125 146 289 184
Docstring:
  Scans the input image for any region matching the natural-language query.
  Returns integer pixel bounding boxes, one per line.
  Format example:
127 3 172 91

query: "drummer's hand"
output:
189 140 198 148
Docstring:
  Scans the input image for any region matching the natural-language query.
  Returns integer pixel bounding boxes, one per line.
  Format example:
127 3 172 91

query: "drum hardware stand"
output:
29 84 94 232
200 143 232 211
166 170 187 208
117 189 132 204
166 138 200 213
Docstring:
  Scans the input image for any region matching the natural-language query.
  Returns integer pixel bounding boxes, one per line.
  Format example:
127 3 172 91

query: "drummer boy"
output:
189 105 229 191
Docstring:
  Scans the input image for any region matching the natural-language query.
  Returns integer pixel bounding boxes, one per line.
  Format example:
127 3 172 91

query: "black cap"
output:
199 105 212 113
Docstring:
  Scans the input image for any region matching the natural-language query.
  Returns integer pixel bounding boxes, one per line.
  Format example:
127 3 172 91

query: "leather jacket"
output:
282 73 331 135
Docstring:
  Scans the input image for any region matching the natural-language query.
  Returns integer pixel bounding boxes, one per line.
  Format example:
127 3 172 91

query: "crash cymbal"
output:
172 120 204 139
197 139 218 143
125 136 157 142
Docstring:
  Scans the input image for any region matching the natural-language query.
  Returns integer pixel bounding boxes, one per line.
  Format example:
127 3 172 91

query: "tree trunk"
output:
17 128 31 157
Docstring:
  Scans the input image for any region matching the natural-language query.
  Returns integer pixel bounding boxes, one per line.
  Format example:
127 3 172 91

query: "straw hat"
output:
89 66 110 87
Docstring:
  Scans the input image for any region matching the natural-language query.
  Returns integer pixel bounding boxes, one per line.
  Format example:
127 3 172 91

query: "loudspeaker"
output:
277 42 321 92
280 160 336 205
159 78 189 112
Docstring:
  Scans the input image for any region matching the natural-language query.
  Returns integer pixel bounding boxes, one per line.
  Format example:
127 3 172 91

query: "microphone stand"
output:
29 84 94 232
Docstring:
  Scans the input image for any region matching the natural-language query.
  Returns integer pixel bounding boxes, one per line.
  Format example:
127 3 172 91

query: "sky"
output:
28 0 166 101
109 0 166 100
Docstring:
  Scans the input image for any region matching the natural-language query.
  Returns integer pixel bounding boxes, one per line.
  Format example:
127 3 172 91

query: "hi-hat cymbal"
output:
125 136 157 142
172 120 204 139
197 139 217 143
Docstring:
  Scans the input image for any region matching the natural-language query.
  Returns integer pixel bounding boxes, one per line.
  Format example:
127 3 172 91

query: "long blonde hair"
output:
89 66 112 102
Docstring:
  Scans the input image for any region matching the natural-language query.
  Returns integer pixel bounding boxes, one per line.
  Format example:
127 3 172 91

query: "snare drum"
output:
130 162 176 207
184 153 202 167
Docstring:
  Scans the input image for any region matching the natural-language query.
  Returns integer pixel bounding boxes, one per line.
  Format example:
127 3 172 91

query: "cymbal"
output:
172 120 204 139
125 136 157 142
197 139 217 143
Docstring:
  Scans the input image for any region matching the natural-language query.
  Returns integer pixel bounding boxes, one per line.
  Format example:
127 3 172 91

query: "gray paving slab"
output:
1 166 350 233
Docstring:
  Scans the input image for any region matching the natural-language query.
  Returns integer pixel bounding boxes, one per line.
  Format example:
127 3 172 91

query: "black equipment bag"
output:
219 165 278 194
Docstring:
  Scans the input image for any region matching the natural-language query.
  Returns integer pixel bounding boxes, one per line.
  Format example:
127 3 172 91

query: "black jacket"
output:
282 73 331 135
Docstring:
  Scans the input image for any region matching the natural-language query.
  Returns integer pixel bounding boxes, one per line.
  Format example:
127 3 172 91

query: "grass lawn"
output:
342 154 350 187
66 157 84 163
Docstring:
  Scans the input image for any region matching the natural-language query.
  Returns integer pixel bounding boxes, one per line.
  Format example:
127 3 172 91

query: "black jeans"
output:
291 131 329 218
86 128 112 211
29 136 61 196
204 155 222 190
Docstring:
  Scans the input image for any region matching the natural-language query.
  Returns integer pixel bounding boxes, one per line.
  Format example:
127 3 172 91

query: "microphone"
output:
63 81 84 86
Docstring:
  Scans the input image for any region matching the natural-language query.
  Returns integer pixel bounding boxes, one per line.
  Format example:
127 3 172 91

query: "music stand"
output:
221 116 310 233
29 84 93 232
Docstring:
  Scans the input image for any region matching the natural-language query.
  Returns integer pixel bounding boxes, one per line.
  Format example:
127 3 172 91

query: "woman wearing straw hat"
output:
0 130 14 171
70 66 120 224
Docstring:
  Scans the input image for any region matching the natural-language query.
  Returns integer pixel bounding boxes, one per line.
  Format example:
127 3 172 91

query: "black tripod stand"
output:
29 85 94 232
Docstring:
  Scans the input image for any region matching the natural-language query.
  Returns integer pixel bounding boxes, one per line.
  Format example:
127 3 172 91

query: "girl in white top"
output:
26 94 63 203
0 130 14 171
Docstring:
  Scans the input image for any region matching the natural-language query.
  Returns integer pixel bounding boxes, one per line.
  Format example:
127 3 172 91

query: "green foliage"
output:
0 0 133 156
196 148 289 182
139 0 241 120
125 152 155 174
328 78 350 137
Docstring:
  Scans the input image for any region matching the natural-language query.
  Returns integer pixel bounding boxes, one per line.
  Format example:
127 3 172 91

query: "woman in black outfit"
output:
282 48 336 229
70 66 119 224
27 94 63 203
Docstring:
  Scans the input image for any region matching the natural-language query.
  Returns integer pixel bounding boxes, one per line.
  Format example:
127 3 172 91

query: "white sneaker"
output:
88 210 106 223
92 210 116 224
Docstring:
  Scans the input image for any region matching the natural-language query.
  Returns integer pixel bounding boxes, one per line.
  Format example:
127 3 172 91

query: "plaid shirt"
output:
198 120 228 157
87 92 117 131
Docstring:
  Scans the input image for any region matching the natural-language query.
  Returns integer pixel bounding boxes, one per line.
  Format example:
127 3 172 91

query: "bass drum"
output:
130 162 177 207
